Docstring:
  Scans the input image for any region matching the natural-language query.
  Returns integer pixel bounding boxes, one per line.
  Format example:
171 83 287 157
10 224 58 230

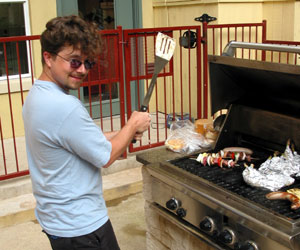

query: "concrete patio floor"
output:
0 192 146 250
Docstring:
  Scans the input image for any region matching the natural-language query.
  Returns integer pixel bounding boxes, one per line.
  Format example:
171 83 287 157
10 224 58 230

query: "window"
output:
0 0 30 78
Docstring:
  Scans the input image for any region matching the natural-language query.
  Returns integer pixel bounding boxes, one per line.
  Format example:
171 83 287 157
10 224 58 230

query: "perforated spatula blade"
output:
140 32 176 112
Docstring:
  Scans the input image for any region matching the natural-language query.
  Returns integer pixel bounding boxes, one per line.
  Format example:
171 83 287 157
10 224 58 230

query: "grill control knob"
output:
199 216 216 233
234 241 259 250
219 227 237 245
176 208 187 218
166 198 181 210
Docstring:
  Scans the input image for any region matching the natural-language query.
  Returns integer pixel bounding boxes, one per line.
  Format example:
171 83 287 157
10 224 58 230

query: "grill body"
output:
138 47 300 249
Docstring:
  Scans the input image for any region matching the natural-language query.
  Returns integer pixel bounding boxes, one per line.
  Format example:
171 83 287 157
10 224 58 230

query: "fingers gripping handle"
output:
131 105 148 143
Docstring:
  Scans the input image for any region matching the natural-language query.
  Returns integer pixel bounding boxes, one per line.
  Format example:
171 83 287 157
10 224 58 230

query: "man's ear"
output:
43 51 53 67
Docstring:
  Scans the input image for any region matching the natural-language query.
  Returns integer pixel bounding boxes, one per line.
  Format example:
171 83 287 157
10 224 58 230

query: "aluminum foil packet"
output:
242 166 295 191
242 143 300 191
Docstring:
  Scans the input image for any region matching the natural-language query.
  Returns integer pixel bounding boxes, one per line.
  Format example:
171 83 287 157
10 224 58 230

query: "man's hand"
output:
128 111 151 133
103 111 151 168
133 131 144 141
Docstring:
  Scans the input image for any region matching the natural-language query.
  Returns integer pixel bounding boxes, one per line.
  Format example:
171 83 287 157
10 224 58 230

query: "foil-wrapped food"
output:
243 142 300 191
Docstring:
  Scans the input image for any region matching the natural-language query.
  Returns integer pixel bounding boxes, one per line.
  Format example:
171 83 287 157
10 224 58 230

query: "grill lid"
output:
209 55 300 118
208 55 300 152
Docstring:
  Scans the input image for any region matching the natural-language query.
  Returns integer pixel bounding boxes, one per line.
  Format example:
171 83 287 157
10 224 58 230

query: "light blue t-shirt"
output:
22 80 112 237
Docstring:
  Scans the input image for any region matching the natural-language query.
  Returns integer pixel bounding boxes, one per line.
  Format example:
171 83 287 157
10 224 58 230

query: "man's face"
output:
46 46 92 91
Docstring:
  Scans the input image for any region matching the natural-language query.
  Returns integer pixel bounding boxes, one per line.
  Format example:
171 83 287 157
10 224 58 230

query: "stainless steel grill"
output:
139 43 300 250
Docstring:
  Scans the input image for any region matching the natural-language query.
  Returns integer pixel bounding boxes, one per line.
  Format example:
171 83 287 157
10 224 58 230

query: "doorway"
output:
56 0 142 118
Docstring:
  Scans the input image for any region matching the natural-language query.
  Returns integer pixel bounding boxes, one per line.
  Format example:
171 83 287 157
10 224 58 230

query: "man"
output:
22 15 151 250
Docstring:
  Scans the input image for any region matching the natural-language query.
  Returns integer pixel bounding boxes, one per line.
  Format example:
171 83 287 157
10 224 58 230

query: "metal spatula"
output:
132 32 175 143
140 32 176 112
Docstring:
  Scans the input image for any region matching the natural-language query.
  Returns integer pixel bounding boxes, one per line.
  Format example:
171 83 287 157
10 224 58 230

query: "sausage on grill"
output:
266 191 300 210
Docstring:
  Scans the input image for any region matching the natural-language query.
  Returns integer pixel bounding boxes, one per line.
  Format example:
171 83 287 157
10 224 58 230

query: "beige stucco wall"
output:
142 0 299 117
263 1 295 41
0 0 57 139
295 1 300 42
29 0 57 78
0 92 29 138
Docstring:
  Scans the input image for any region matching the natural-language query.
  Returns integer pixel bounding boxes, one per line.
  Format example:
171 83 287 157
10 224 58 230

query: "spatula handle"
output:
132 105 148 143
140 105 148 112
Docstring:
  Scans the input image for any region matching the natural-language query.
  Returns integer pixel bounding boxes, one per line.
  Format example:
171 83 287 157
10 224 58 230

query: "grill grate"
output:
170 157 300 220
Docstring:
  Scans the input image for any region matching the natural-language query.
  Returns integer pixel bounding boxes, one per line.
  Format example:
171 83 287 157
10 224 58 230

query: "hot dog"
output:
266 191 300 210
222 147 253 155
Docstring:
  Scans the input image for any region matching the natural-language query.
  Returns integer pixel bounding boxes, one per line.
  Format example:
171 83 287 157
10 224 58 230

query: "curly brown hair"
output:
40 15 101 64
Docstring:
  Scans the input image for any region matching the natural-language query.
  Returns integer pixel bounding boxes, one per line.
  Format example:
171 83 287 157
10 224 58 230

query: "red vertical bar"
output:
262 20 267 61
163 68 167 140
144 33 152 144
107 35 113 131
154 71 159 142
98 84 103 130
144 33 148 78
196 26 202 119
117 27 125 126
134 35 141 110
123 30 135 151
0 118 7 175
188 30 192 121
271 51 274 62
255 26 258 60
116 27 127 157
123 31 133 118
227 27 230 44
96 46 103 129
248 26 251 59
16 42 24 105
88 73 92 117
234 27 237 58
212 28 216 55
220 27 223 55
171 46 175 120
179 30 183 118
242 27 244 58
202 23 208 118
278 52 281 63
28 40 35 84
3 43 19 172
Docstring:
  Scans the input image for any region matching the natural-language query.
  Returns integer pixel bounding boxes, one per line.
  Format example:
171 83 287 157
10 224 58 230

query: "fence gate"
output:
123 26 202 153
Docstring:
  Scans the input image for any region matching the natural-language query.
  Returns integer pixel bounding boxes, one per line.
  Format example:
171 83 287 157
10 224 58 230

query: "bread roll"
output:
165 139 185 150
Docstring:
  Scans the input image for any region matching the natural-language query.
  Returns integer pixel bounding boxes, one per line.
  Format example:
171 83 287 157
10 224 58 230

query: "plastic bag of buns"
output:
165 120 211 154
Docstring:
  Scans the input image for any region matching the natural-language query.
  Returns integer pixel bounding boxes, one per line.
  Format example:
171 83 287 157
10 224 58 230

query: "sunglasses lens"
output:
84 60 95 70
70 59 82 69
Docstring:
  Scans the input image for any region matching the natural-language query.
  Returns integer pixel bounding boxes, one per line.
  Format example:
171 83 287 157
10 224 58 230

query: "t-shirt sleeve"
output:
57 104 112 168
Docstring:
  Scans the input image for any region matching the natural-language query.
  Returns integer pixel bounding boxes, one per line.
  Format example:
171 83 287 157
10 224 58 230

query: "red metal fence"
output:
1 20 300 181
123 26 202 153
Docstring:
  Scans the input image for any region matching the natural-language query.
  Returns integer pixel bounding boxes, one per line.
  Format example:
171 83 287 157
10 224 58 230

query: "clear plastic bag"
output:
165 120 212 154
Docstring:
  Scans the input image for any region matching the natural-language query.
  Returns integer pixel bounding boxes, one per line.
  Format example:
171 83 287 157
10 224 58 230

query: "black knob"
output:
176 208 187 218
200 217 212 232
219 229 233 244
166 198 180 210
234 242 242 250
237 241 258 250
